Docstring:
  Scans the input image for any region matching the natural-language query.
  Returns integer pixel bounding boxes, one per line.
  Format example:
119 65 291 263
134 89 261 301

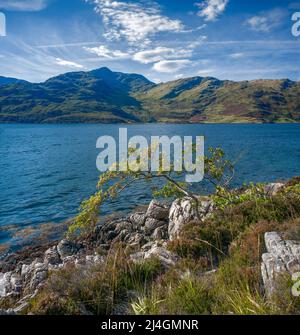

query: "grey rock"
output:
141 241 155 252
29 261 49 290
128 212 146 227
152 226 168 240
144 218 166 234
168 197 197 240
106 230 118 241
264 183 285 196
131 242 178 268
144 242 178 268
130 252 145 262
168 197 214 240
0 309 16 315
57 239 80 259
261 232 300 297
0 272 12 297
146 200 169 221
115 221 133 233
44 246 61 266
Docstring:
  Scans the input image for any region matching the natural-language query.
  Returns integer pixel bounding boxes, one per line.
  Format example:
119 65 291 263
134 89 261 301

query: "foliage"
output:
68 147 234 238
212 182 267 210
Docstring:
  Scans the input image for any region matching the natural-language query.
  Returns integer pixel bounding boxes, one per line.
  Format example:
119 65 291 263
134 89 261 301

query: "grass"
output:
9 179 300 315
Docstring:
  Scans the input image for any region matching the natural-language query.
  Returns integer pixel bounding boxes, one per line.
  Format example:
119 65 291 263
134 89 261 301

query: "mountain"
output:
0 68 154 123
0 68 299 123
134 77 300 123
0 76 26 87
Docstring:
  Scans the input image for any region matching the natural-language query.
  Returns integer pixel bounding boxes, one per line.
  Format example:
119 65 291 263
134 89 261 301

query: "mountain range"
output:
0 67 299 123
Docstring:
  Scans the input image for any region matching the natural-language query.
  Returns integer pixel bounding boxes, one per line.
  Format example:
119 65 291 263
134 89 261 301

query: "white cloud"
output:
230 52 244 59
197 68 217 76
0 0 48 11
55 58 84 69
90 0 184 46
152 59 191 73
83 45 129 59
196 0 229 21
133 47 192 64
247 8 286 33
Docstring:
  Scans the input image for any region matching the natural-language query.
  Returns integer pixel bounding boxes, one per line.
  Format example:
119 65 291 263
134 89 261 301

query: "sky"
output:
0 0 299 83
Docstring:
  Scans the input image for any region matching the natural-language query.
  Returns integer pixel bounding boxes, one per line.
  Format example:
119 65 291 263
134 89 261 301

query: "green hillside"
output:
0 68 299 123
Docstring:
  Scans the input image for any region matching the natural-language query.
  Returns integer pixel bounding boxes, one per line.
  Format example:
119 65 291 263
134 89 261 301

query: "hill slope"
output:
135 77 300 123
0 68 299 123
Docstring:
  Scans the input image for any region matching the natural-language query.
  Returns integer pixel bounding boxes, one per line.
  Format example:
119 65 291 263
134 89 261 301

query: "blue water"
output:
0 124 299 248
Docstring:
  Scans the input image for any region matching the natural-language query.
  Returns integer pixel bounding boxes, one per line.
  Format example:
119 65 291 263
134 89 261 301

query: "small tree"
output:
68 147 234 238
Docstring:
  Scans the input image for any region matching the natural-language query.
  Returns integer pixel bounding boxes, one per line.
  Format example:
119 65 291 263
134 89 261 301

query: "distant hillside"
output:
0 68 299 123
135 77 300 123
0 76 26 87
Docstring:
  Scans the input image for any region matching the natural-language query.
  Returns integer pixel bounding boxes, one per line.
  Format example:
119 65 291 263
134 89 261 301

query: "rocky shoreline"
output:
1 182 300 315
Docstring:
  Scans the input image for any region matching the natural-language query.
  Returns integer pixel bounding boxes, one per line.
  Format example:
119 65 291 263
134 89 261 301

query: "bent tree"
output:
68 147 234 237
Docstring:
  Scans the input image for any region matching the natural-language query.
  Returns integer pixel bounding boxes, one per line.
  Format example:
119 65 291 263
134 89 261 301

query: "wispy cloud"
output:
89 0 184 46
55 58 84 69
133 46 192 64
83 45 129 59
195 0 229 21
152 59 191 73
246 8 286 33
229 52 244 59
0 0 49 11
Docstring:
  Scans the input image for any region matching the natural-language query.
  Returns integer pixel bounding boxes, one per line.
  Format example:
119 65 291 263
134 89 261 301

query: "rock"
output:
131 242 178 268
57 239 80 259
264 183 285 196
168 197 214 240
261 232 300 297
115 221 133 234
106 231 118 241
199 199 214 219
128 212 146 227
125 232 147 245
130 252 145 263
10 274 22 294
29 261 48 290
152 226 168 240
146 200 169 221
168 197 197 240
0 272 12 297
44 246 61 266
144 243 178 268
144 218 166 234
141 241 155 252
0 309 16 315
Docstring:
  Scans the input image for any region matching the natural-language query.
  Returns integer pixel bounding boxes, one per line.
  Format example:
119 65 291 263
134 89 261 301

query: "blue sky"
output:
0 0 299 82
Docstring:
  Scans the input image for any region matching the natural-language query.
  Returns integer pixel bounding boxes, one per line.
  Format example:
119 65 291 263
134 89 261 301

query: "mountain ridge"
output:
0 68 299 123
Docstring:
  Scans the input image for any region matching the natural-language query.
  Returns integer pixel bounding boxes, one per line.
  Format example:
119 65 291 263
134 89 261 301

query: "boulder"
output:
57 239 80 259
264 183 285 196
44 246 61 266
130 242 178 268
146 200 169 221
144 218 166 234
144 243 178 268
128 212 146 227
0 272 12 297
168 197 214 240
261 232 300 297
168 197 197 240
115 221 133 234
29 261 48 290
152 226 168 241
